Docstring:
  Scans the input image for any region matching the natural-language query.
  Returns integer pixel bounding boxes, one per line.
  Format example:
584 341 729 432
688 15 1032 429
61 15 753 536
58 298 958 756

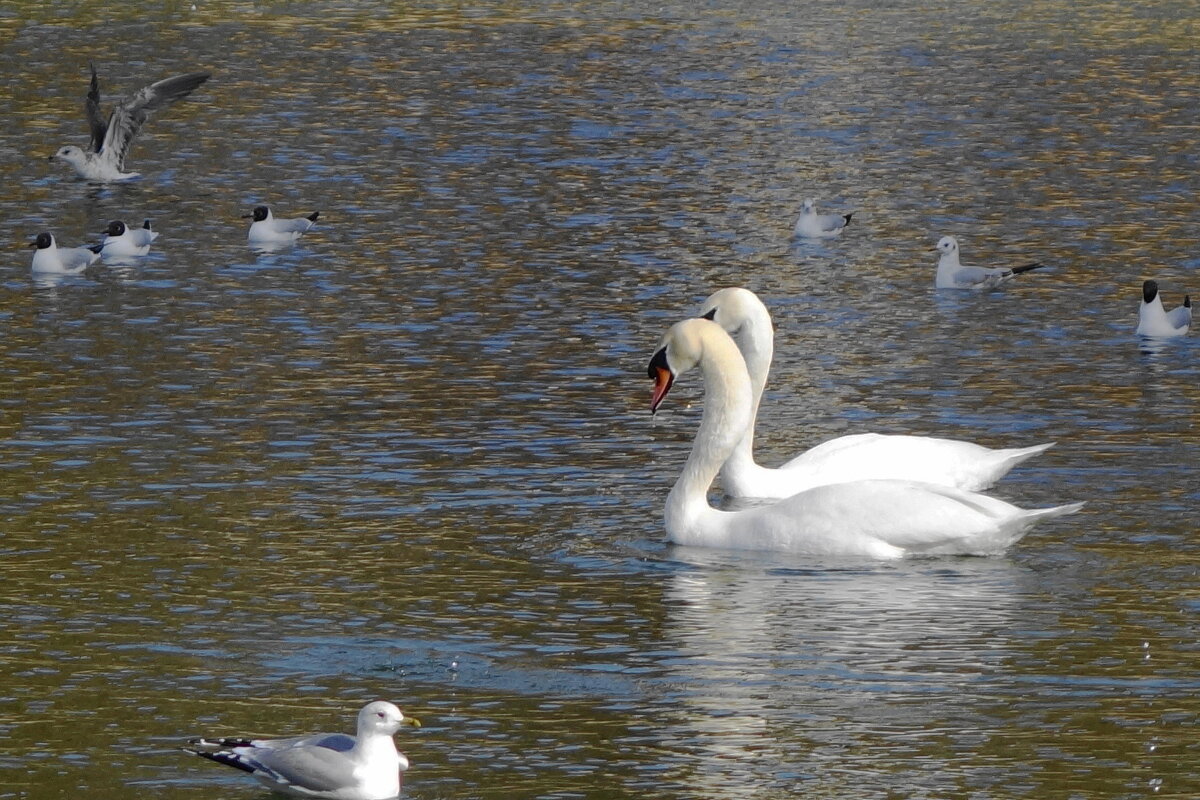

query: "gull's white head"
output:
49 146 87 168
801 198 817 213
935 235 959 258
357 700 419 737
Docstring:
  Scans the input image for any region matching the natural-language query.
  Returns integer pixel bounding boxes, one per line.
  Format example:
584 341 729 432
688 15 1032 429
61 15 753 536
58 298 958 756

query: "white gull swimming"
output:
245 205 321 245
934 235 1044 289
185 701 420 800
792 197 852 239
1135 279 1191 338
29 232 101 274
100 219 158 257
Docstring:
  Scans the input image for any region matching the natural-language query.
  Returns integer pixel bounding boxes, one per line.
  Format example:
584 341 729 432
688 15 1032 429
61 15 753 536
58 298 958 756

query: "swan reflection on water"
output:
657 547 1030 797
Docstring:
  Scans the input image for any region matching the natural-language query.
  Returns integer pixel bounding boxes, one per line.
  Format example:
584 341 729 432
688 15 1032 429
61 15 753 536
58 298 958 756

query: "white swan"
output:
793 198 852 239
934 235 1043 289
696 287 1053 499
1136 279 1190 338
648 318 1082 557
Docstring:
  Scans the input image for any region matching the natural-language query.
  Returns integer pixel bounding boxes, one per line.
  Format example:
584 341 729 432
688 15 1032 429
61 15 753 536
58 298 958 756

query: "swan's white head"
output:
698 287 763 338
49 146 87 167
356 701 420 738
935 235 959 258
649 318 721 414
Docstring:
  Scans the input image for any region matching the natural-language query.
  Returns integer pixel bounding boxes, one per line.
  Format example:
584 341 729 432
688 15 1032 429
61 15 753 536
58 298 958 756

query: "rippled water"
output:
2 1 1199 798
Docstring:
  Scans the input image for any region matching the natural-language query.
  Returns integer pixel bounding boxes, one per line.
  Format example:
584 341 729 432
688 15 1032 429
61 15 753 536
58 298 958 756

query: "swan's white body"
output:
186 701 418 800
100 219 158 256
648 318 1082 557
697 288 1053 499
793 198 852 239
29 232 101 274
934 236 1043 289
246 205 320 244
1136 280 1190 338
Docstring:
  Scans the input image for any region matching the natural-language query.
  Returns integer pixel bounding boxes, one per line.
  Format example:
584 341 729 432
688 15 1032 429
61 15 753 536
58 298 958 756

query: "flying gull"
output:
49 63 210 182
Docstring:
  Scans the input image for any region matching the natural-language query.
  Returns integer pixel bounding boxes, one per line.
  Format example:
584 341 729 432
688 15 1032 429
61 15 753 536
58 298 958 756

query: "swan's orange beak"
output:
648 347 674 414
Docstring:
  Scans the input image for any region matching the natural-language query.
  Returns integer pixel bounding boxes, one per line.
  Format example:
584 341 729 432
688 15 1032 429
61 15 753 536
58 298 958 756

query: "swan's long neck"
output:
724 309 774 474
665 333 753 534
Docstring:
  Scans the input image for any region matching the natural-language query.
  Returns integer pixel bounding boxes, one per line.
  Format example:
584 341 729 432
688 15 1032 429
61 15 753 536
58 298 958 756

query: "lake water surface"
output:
1 1 1199 798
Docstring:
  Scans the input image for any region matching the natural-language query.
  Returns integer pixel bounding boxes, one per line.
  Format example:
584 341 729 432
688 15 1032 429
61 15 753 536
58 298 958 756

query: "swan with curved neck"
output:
696 288 1053 499
648 318 1082 557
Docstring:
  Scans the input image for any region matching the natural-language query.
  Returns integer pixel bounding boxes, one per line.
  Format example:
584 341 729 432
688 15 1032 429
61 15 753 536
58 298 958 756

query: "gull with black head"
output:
244 205 321 245
100 219 158 257
29 232 102 274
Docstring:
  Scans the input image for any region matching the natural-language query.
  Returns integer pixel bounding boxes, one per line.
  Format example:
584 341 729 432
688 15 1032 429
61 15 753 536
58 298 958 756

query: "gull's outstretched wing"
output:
85 63 107 153
99 70 210 170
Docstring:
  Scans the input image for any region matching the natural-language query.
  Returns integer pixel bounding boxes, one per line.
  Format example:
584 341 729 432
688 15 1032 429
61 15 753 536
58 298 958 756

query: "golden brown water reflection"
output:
2 1 1199 798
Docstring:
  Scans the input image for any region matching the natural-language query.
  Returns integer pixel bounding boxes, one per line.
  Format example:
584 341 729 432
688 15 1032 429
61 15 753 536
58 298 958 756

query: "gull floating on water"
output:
1136 279 1191 338
48 63 210 182
245 205 320 244
100 219 158 257
29 232 101 274
793 198 852 239
185 701 420 800
934 235 1044 289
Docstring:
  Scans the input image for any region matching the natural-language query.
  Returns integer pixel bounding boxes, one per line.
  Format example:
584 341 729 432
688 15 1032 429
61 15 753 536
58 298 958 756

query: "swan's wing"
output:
774 480 1076 555
780 435 1052 491
100 71 211 170
85 63 107 153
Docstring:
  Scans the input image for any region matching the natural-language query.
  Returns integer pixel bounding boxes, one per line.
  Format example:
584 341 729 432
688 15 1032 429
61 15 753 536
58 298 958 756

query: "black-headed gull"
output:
29 232 101 274
934 235 1044 289
185 701 420 800
100 219 158 257
244 205 320 244
793 198 852 239
1136 279 1191 338
48 63 210 182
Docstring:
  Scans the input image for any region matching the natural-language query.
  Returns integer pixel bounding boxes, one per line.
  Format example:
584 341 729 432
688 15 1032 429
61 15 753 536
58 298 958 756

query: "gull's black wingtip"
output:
307 211 320 222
